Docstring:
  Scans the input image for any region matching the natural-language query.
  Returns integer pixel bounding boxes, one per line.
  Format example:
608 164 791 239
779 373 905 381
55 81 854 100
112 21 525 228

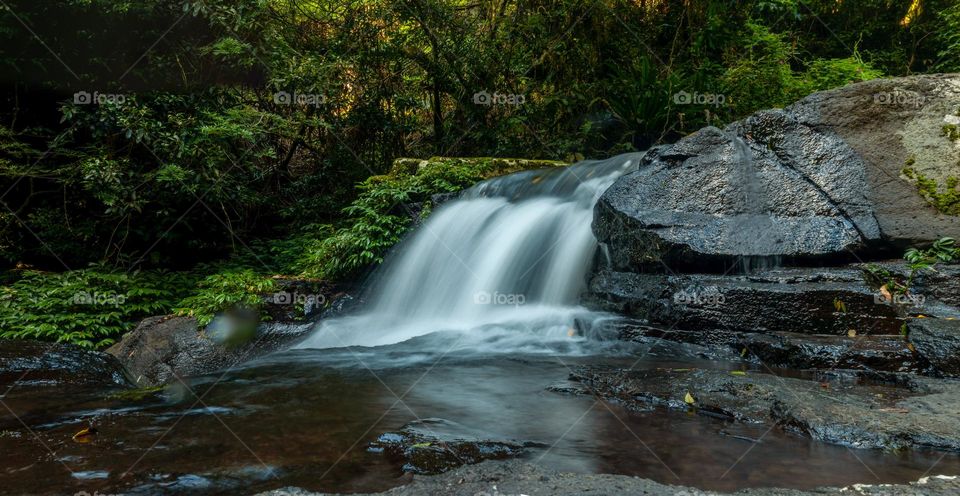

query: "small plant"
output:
175 270 277 327
905 237 959 272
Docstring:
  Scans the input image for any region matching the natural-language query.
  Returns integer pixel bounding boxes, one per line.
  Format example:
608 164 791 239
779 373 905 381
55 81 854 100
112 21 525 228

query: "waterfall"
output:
726 131 782 273
296 154 640 351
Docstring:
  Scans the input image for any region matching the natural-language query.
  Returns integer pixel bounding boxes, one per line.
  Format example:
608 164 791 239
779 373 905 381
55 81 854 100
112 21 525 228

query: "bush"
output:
174 269 277 327
0 268 196 348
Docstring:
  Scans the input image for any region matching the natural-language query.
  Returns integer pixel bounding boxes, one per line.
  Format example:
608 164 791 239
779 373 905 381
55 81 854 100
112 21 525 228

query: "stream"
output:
4 155 960 494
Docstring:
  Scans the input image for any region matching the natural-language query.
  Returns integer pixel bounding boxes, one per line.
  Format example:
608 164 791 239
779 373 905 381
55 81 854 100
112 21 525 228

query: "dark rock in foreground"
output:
106 315 313 387
565 366 960 452
0 340 131 388
367 418 539 475
594 74 960 272
257 459 960 496
584 266 909 336
618 323 920 374
909 318 960 377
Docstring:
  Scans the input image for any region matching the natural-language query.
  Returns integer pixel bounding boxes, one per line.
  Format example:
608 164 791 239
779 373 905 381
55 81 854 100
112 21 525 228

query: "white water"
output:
297 154 641 352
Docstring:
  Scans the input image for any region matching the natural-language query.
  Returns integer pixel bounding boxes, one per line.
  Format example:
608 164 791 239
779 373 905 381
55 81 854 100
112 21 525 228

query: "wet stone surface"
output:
562 365 960 452
367 418 542 474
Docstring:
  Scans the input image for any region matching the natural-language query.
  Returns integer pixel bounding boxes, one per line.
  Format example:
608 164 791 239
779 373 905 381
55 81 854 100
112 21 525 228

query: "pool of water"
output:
2 334 958 495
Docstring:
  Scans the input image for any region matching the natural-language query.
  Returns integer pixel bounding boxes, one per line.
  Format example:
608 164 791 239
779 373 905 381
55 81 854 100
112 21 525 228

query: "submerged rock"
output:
367 418 539 474
594 74 960 272
0 340 131 388
564 366 960 452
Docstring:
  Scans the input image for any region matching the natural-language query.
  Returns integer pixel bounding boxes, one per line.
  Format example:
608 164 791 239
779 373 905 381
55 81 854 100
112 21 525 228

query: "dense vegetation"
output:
1 0 958 346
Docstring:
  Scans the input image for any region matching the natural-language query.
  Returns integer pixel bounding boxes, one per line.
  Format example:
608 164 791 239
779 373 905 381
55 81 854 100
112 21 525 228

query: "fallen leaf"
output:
879 285 892 303
411 442 432 449
72 426 97 443
847 329 857 337
729 370 747 376
684 392 696 405
917 314 927 319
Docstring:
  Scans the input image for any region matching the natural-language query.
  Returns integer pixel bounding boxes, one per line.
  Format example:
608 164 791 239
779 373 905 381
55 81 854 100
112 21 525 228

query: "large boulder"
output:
0 340 131 387
594 74 960 272
106 315 313 387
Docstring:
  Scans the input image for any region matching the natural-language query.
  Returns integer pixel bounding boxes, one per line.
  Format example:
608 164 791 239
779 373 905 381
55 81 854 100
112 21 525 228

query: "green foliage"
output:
174 269 277 327
0 268 196 348
905 237 960 272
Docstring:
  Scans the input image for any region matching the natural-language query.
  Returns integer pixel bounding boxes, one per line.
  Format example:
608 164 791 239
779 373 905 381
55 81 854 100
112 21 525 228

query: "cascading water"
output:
726 131 781 273
297 154 641 352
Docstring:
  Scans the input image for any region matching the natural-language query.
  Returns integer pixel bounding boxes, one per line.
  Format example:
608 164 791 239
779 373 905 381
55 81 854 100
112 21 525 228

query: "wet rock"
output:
594 74 960 272
565 366 960 452
583 266 905 336
367 418 538 474
256 460 960 496
908 318 960 377
0 340 131 388
260 278 344 322
106 315 313 387
618 323 920 373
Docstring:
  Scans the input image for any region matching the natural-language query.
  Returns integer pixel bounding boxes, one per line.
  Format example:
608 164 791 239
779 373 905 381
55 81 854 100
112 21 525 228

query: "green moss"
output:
942 124 960 141
903 157 960 216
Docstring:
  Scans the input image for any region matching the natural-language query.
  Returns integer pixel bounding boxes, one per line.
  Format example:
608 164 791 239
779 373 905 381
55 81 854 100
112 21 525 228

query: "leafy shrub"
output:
905 237 960 270
174 269 277 327
0 268 196 348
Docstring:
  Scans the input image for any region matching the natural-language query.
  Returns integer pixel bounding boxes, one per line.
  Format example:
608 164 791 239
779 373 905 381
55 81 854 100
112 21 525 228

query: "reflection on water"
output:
2 343 958 495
